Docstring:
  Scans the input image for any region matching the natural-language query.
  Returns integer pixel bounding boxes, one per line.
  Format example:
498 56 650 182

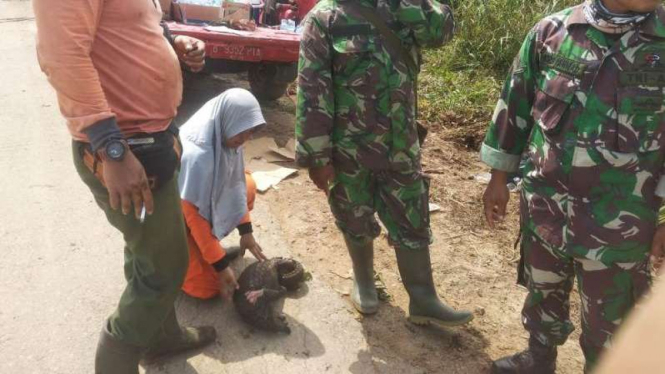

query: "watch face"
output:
107 141 125 160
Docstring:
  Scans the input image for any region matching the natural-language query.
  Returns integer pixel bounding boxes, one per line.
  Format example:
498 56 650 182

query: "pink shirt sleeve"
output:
33 0 115 132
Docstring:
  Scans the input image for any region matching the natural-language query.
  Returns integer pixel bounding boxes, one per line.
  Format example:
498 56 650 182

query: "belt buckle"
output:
127 137 156 146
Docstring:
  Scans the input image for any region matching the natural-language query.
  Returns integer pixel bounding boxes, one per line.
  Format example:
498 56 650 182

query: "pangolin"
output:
233 257 305 334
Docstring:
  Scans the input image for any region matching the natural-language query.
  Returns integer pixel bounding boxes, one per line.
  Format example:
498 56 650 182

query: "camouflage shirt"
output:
295 0 454 171
482 5 665 263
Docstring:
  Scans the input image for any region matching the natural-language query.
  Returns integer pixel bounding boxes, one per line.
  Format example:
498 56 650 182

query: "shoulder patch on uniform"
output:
540 52 587 78
636 50 665 70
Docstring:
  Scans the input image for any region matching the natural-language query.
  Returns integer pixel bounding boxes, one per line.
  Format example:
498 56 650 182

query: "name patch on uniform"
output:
540 52 587 78
620 72 665 86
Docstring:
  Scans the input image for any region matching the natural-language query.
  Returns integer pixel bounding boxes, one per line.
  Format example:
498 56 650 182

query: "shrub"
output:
420 0 579 129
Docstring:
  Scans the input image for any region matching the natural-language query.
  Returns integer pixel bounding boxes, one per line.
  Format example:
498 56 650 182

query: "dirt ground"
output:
178 70 586 373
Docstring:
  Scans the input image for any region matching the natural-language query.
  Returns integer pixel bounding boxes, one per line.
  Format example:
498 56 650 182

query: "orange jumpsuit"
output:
181 172 257 299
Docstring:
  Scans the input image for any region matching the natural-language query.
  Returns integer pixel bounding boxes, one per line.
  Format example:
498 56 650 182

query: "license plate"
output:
210 45 262 61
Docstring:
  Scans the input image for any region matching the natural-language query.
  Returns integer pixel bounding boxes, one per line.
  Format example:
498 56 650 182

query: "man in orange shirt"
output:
33 1 213 373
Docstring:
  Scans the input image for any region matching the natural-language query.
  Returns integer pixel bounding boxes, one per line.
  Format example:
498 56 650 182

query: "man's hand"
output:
308 164 335 192
483 170 510 229
650 224 665 273
103 152 154 219
218 267 239 301
240 233 267 261
173 36 205 72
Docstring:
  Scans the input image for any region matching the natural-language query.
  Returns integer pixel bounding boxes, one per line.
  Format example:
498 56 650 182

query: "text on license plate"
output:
210 45 262 60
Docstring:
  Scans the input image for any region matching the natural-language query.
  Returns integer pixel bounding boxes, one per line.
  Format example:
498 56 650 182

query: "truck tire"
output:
248 63 293 101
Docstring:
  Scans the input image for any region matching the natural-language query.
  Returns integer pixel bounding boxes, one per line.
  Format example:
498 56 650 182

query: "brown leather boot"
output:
491 336 557 374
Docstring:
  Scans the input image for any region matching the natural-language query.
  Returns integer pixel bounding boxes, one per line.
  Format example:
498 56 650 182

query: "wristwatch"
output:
102 139 128 162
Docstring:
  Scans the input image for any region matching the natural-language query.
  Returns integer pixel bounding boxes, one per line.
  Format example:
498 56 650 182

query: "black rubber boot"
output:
491 336 557 374
95 321 142 374
344 235 379 314
142 309 217 364
395 246 474 327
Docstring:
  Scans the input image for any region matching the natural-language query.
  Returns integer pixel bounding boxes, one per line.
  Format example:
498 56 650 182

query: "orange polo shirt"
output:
33 0 182 141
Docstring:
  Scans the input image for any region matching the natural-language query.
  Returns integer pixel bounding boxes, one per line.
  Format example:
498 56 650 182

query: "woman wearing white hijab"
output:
178 88 268 301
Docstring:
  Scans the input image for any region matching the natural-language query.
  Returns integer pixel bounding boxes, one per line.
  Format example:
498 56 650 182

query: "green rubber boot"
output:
95 321 142 374
344 235 379 315
142 308 217 364
395 246 474 327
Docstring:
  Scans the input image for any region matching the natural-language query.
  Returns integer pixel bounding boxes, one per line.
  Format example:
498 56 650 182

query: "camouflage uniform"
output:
295 0 454 250
481 4 664 367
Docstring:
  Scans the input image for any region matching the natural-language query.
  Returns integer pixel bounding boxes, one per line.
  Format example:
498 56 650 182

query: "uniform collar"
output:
638 6 665 38
566 4 590 27
566 4 665 38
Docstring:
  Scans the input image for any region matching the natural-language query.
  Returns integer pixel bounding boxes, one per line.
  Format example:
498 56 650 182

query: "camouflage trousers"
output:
520 231 650 370
327 163 432 250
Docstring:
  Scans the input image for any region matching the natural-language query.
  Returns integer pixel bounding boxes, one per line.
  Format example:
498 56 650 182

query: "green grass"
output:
420 0 579 128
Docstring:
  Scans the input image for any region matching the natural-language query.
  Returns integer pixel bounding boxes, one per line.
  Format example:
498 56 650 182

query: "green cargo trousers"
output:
72 141 189 347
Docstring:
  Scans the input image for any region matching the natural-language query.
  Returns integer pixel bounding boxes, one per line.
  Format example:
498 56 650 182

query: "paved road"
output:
0 2 418 373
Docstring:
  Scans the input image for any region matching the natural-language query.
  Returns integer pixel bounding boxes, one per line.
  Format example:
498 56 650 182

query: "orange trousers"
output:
181 172 257 299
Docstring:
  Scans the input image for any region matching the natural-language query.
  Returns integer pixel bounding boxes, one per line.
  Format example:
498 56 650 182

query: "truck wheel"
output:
248 63 290 101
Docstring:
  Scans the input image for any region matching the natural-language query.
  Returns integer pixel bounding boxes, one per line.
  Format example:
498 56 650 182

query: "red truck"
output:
164 0 314 100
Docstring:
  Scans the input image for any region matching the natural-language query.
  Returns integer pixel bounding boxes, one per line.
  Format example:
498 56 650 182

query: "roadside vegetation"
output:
420 0 579 147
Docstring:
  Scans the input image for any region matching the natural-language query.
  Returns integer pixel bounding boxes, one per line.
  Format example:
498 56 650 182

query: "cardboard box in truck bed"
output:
222 2 251 22
173 3 224 23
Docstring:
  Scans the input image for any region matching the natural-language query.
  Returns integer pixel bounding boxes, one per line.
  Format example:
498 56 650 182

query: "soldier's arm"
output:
480 28 538 173
395 0 454 48
295 12 334 168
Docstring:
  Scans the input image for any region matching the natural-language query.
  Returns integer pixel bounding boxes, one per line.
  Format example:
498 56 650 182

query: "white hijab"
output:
178 88 266 239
